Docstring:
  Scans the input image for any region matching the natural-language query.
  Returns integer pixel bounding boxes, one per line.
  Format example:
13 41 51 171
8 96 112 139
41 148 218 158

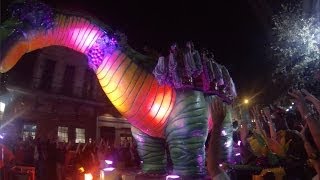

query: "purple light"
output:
221 130 227 136
0 135 3 139
105 160 113 165
103 167 115 172
235 153 241 156
166 175 180 180
237 140 241 146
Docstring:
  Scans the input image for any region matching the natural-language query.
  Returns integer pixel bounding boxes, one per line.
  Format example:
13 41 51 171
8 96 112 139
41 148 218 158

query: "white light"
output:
103 167 115 172
84 173 93 180
292 102 294 105
286 109 289 112
105 160 113 165
237 141 241 146
166 175 180 180
289 106 293 109
224 140 232 148
235 153 241 156
221 130 227 136
0 102 5 113
219 164 223 167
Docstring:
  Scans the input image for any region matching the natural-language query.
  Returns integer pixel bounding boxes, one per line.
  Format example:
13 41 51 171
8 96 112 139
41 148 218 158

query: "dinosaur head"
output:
0 0 54 73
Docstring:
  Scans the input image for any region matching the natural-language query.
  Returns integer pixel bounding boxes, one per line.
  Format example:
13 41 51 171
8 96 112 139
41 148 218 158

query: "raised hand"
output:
288 90 309 116
208 97 229 179
262 107 277 140
262 107 271 121
239 121 249 146
210 97 227 129
298 124 307 141
251 106 266 138
302 89 320 114
290 90 320 150
266 137 289 157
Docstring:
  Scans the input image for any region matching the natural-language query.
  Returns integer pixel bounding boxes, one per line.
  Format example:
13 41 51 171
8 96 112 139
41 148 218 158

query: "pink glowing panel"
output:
70 27 100 53
235 153 241 156
105 160 113 165
103 167 115 172
166 175 180 180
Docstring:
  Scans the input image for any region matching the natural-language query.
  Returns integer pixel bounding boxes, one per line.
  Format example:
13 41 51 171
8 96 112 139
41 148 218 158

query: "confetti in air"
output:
271 3 320 94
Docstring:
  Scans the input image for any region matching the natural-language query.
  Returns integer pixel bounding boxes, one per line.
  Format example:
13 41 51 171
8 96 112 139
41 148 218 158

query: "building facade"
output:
0 46 132 145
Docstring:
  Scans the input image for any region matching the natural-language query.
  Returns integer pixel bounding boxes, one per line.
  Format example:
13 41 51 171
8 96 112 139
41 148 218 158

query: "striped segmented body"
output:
1 5 233 177
1 13 175 138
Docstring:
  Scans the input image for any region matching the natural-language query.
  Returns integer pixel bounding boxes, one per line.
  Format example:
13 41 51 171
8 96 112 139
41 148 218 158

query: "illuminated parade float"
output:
0 1 237 179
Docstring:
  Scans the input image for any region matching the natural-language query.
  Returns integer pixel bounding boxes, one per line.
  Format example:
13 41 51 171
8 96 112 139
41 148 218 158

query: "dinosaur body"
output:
0 1 235 177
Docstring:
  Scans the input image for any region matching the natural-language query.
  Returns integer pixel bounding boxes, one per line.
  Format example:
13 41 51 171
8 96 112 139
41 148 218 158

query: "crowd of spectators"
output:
0 135 140 179
207 89 320 180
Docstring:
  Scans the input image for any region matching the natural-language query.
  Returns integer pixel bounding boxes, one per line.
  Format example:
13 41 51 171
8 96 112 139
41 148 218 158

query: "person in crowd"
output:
46 138 58 180
56 142 66 180
207 97 230 180
290 89 320 179
14 139 25 165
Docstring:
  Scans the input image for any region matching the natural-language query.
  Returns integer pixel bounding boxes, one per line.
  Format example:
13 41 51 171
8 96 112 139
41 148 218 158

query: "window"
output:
62 65 75 96
75 128 85 143
22 124 37 141
58 126 68 142
82 69 94 98
39 59 56 91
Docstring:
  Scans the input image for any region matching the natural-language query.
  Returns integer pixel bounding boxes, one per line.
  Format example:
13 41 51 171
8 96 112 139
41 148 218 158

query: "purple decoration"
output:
212 62 224 86
9 0 54 30
153 57 168 85
183 42 203 78
86 33 118 70
221 66 231 94
201 51 215 91
192 52 203 76
153 44 237 103
168 44 183 88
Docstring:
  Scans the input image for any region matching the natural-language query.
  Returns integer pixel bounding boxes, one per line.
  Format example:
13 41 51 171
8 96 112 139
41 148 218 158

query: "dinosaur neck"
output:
44 14 176 138
27 14 105 56
1 13 175 137
95 50 176 138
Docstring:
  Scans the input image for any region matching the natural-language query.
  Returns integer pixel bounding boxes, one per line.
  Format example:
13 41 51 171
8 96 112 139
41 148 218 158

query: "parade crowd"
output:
0 88 319 180
0 136 140 180
207 89 320 180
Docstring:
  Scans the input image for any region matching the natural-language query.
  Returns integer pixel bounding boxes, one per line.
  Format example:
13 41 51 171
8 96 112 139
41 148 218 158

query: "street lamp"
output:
244 99 249 104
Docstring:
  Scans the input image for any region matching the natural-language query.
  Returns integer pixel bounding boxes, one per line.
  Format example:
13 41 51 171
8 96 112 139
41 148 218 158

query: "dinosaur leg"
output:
166 90 208 178
131 126 167 174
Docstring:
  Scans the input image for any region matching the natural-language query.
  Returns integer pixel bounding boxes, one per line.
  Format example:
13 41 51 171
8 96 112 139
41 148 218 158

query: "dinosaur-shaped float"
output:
0 1 236 178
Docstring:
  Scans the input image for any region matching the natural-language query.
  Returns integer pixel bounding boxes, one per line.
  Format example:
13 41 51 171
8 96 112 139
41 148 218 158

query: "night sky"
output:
1 0 276 104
